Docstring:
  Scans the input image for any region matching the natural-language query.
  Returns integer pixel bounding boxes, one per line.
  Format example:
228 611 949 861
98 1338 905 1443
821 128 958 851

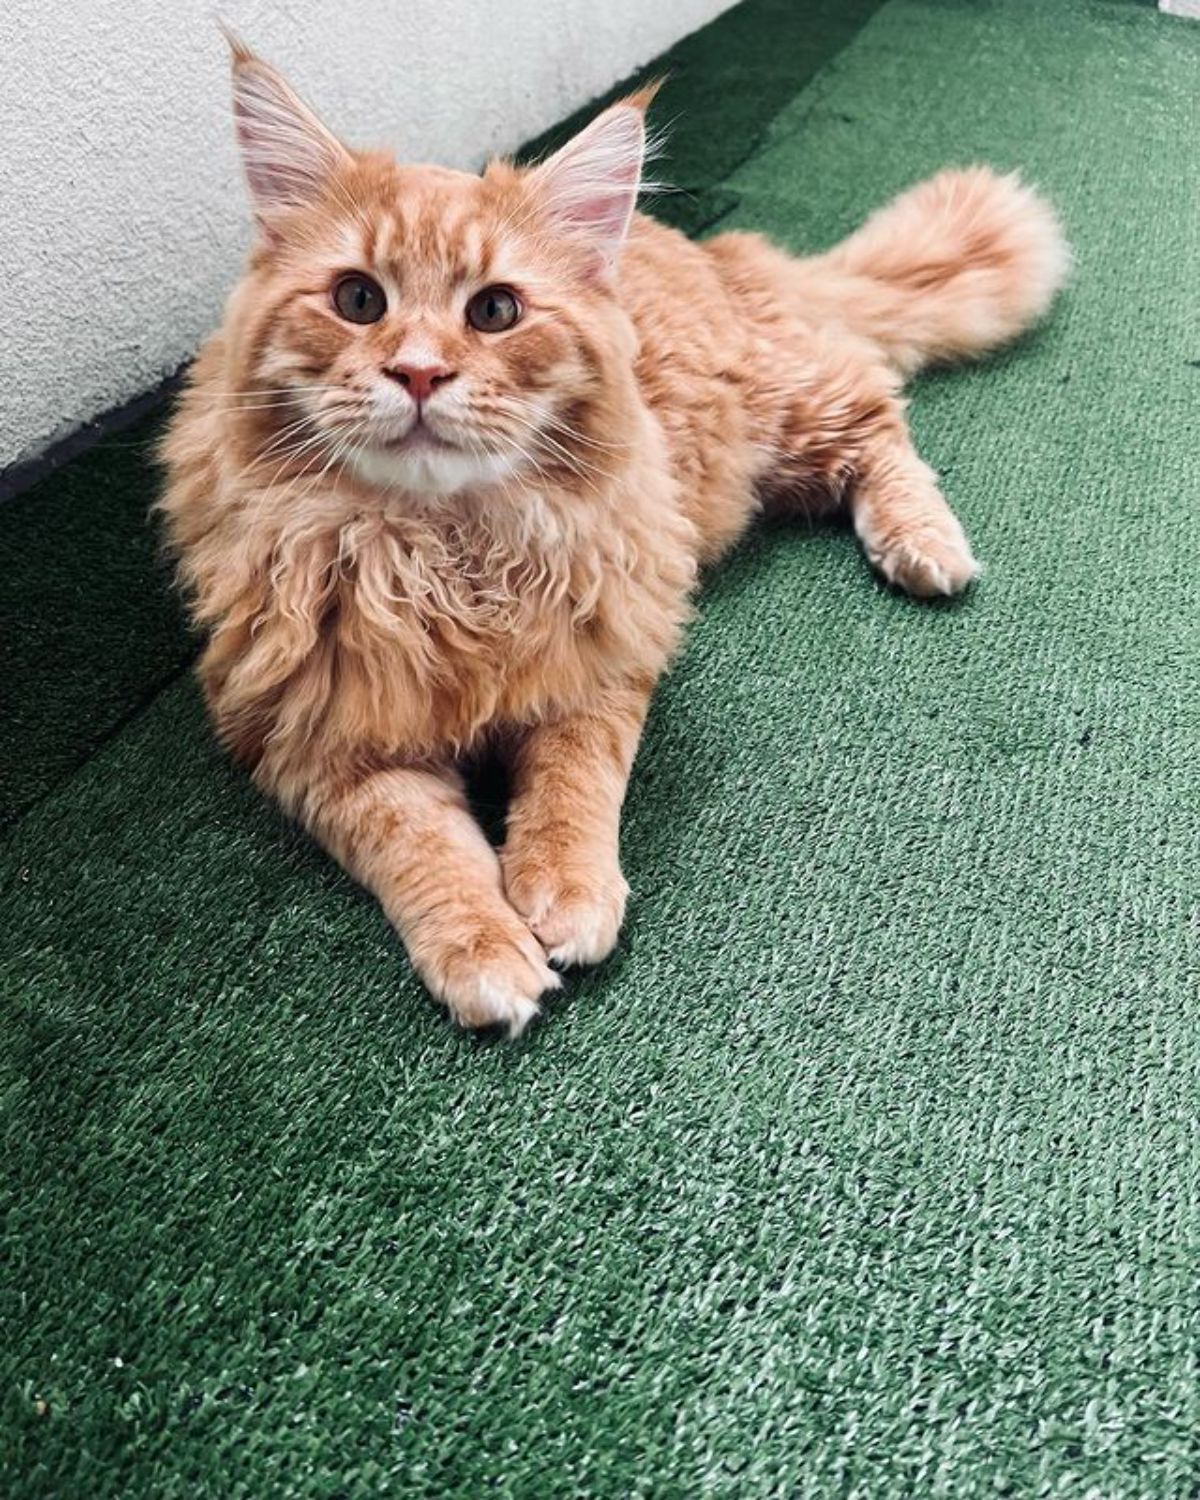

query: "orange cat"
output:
160 41 1068 1034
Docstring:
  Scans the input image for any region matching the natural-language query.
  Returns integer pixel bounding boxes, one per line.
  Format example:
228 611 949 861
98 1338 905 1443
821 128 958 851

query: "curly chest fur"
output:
203 504 691 775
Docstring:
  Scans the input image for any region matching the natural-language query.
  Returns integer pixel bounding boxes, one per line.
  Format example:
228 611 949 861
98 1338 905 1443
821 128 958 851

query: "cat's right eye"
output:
332 273 387 325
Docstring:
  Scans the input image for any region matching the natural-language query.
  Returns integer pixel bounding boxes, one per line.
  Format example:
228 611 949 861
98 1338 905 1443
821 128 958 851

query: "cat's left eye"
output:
466 286 522 333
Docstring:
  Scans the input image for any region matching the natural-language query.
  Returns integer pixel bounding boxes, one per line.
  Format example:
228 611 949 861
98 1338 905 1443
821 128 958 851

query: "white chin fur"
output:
349 440 519 497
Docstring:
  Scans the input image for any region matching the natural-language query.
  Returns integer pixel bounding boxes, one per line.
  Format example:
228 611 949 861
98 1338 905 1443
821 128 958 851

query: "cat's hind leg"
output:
763 336 978 598
850 436 978 598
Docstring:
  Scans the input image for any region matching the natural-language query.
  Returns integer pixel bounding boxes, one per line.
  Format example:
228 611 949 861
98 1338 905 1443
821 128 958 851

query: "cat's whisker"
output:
240 416 364 533
507 412 625 472
221 412 318 496
489 393 634 459
206 386 345 423
331 422 370 491
523 410 634 456
531 428 610 482
325 176 375 240
488 411 613 494
484 188 553 247
494 430 578 498
210 390 342 402
240 412 321 470
254 424 343 497
521 414 632 456
208 401 308 417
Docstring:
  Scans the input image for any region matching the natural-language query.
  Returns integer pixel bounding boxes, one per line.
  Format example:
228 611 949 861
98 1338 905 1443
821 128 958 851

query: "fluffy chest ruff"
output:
190 482 695 788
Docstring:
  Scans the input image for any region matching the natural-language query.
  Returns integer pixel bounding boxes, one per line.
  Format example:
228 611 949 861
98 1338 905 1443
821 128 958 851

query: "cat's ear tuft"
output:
529 94 655 271
224 32 352 232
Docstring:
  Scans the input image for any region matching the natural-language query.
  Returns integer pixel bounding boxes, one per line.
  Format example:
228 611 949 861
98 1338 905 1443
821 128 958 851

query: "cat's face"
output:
225 45 648 498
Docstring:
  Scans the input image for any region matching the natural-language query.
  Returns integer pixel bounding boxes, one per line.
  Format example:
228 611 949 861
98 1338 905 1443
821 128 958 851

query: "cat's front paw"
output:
411 910 560 1037
869 516 979 598
502 855 629 970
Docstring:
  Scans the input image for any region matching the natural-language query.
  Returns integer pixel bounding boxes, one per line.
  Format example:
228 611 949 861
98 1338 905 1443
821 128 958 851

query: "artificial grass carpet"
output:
3 0 1199 1494
0 402 190 834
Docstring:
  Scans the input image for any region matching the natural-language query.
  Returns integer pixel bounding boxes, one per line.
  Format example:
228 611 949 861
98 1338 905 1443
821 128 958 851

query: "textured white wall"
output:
0 0 734 472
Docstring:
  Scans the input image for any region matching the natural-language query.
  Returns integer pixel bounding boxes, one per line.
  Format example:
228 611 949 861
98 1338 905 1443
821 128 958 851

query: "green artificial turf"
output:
0 402 191 834
3 0 1199 1494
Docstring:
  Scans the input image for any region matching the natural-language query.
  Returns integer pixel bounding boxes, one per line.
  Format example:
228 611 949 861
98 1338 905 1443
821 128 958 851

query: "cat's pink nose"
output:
383 363 457 403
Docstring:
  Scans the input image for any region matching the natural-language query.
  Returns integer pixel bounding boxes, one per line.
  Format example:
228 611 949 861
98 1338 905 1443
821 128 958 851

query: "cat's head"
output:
221 39 654 499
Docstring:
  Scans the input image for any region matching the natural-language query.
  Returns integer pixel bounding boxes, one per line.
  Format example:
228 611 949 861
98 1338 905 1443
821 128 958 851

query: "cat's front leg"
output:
501 689 650 970
295 760 559 1034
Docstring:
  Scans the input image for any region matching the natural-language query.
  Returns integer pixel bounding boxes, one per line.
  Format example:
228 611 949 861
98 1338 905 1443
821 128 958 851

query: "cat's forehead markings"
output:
340 219 373 266
339 166 524 296
459 220 485 278
336 218 403 303
365 211 400 275
373 210 482 295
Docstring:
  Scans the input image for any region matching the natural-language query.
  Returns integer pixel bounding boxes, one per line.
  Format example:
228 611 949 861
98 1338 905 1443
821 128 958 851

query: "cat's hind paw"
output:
867 515 980 599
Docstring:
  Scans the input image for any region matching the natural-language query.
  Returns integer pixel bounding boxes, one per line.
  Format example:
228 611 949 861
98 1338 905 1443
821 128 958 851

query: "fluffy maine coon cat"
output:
160 41 1068 1034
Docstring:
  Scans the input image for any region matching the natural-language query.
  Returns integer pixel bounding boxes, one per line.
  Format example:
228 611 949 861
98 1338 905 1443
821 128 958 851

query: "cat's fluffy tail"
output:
802 167 1070 376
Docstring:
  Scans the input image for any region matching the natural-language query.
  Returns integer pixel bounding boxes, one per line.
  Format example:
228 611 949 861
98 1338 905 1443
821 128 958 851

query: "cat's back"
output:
621 213 751 380
620 214 772 561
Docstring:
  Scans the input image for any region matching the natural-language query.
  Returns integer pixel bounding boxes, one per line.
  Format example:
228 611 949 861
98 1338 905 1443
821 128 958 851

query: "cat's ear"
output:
529 89 658 271
224 31 353 233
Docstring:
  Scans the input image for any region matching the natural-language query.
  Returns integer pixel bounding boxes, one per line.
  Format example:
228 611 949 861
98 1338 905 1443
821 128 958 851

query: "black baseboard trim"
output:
0 366 189 507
